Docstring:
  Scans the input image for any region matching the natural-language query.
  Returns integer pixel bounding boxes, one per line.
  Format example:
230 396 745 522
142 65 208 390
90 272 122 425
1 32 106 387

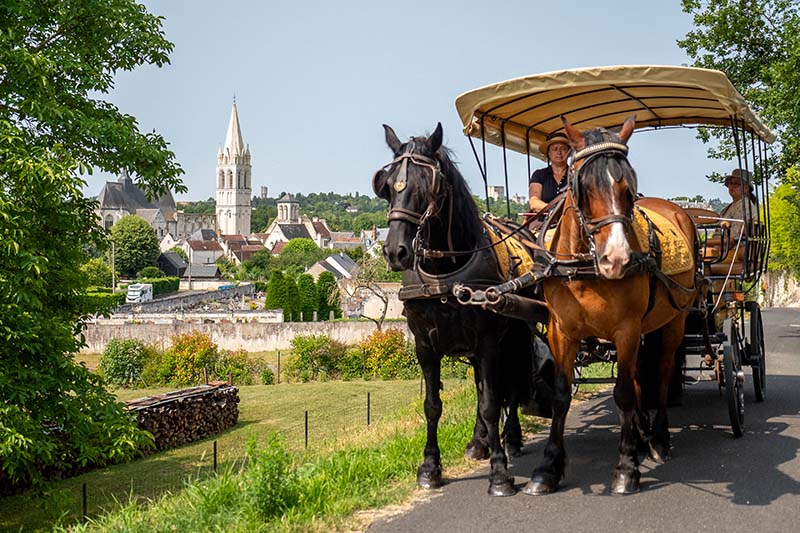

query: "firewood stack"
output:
125 382 239 451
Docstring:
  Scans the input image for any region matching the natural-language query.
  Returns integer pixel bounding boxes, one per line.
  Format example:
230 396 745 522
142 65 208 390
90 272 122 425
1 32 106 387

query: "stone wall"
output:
762 269 800 307
81 319 411 353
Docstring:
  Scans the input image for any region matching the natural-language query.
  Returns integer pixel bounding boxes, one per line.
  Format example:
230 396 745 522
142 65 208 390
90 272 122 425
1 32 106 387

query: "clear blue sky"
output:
86 0 732 203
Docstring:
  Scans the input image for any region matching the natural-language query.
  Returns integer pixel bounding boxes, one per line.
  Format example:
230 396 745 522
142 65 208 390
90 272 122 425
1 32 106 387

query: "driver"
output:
528 131 570 213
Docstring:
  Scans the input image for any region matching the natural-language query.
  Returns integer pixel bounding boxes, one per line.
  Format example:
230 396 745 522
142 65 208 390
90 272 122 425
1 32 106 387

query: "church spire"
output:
223 101 244 156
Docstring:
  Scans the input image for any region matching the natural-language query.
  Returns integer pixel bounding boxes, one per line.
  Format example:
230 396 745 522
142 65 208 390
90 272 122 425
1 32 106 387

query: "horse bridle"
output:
567 141 635 239
373 152 443 226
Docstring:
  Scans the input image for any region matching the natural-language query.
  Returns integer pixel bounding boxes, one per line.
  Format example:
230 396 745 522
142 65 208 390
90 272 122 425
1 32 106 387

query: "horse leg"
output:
649 316 685 464
465 361 490 460
611 332 643 494
524 326 577 495
477 343 516 496
417 345 444 489
502 402 523 458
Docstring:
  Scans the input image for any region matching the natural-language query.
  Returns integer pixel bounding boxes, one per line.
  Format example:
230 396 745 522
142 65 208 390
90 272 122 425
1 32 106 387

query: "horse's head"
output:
563 116 638 279
373 123 444 270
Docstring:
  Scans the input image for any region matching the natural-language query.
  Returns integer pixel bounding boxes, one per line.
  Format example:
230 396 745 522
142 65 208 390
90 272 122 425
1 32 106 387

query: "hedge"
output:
135 276 180 296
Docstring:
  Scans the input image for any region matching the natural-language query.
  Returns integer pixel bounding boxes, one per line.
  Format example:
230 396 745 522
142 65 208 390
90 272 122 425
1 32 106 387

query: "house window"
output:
104 214 113 230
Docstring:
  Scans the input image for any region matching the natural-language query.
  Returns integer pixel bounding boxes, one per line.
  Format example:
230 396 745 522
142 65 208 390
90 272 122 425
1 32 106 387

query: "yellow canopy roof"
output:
455 65 776 159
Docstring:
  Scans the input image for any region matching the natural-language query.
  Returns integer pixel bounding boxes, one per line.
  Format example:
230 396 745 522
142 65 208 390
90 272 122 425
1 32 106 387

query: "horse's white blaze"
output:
599 168 631 277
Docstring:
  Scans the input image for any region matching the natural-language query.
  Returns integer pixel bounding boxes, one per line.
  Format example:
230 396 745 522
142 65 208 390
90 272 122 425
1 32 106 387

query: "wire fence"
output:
38 377 469 526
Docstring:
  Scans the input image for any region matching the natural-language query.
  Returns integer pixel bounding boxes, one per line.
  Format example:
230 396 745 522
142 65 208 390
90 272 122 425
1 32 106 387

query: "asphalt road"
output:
369 308 800 533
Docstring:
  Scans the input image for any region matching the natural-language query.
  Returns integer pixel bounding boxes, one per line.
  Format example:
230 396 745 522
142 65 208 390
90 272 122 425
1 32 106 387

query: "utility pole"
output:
111 241 116 292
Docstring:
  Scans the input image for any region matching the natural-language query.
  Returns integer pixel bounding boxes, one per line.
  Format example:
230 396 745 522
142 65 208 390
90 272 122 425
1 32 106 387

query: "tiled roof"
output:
271 241 287 254
189 240 223 251
312 221 331 240
190 228 218 241
182 264 221 279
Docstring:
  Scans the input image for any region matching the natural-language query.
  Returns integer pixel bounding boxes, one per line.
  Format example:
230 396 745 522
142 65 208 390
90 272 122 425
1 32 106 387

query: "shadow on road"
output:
505 374 800 504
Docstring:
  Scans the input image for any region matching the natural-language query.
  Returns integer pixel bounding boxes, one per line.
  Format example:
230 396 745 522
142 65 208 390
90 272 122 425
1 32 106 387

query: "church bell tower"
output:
216 101 252 235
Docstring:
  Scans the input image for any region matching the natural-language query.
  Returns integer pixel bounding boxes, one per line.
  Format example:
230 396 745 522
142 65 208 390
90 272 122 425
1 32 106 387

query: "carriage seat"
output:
683 207 747 276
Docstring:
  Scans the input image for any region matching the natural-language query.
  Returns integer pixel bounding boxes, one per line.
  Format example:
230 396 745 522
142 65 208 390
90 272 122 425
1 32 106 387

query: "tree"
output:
678 0 800 183
284 275 301 322
296 273 318 321
110 215 161 277
81 257 115 287
316 271 341 320
340 254 398 330
276 238 326 275
0 0 182 487
767 183 800 275
236 249 272 280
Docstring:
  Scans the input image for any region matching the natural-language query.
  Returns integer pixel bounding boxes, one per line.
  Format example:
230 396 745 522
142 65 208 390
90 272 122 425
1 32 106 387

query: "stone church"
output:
94 102 252 239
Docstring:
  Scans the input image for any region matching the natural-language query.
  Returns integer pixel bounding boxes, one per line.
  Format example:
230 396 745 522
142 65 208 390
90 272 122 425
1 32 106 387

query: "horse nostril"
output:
396 244 409 263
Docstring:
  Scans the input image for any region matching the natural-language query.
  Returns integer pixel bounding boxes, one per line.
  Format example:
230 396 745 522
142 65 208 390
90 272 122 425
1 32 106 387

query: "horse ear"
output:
428 122 443 154
383 124 403 153
561 116 585 151
618 114 636 144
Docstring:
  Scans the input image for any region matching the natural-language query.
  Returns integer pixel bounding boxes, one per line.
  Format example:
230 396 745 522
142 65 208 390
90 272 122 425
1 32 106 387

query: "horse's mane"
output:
579 128 638 205
407 136 483 240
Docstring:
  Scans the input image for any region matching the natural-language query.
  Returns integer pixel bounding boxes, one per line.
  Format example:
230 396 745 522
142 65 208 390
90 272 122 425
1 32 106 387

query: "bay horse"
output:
374 123 549 496
525 116 699 495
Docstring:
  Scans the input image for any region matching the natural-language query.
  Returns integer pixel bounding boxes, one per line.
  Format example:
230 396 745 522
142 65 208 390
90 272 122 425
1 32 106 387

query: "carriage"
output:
452 65 774 438
374 65 774 495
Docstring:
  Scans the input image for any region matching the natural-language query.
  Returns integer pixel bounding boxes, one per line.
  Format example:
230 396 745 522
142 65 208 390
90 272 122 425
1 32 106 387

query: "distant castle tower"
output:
216 101 251 235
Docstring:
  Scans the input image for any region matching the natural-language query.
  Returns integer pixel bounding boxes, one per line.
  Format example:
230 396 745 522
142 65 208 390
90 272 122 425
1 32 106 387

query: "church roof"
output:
224 102 245 156
277 193 298 203
96 170 177 219
278 223 312 240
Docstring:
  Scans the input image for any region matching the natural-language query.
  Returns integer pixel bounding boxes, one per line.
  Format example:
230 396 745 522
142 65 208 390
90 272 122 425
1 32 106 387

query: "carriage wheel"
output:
747 301 766 402
572 365 582 395
723 322 745 438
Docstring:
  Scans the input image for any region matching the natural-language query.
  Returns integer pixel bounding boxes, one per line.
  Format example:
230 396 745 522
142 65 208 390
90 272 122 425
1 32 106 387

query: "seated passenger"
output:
704 168 758 258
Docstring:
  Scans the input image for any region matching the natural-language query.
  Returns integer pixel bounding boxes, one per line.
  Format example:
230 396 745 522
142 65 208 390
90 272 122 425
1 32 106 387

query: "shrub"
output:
138 266 165 278
361 328 418 380
99 339 153 387
339 347 368 380
441 356 471 379
137 276 179 295
163 332 221 385
214 349 256 386
259 366 275 385
286 334 346 381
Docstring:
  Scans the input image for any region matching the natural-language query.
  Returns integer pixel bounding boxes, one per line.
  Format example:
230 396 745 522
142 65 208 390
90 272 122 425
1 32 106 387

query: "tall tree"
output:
110 215 161 277
678 0 800 183
296 273 317 321
0 0 182 487
316 271 341 321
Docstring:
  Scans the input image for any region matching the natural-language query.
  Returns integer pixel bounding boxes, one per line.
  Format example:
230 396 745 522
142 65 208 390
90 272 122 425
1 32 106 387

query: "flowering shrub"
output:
162 331 221 385
361 328 418 380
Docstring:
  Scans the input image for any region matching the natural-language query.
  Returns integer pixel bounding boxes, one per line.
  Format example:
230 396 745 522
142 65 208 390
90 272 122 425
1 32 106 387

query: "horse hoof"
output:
611 471 640 494
506 443 523 458
464 443 490 461
648 443 670 464
522 477 558 495
488 479 517 497
417 468 444 490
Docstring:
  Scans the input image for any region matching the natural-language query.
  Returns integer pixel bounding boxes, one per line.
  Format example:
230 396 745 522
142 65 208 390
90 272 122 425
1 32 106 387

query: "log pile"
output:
125 381 239 451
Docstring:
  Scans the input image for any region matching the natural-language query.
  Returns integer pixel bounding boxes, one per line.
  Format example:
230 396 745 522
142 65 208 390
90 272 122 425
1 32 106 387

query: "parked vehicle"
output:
126 283 153 303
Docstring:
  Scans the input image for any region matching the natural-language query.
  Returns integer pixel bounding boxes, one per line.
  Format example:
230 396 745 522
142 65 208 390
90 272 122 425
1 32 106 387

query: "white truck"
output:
125 283 154 303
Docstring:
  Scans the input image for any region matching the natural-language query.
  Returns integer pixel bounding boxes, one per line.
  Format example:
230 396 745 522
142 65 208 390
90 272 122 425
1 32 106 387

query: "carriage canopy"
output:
455 65 776 159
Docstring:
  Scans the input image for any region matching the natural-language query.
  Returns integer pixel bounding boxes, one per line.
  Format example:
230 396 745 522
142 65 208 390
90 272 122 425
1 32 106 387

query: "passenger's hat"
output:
724 168 752 185
538 131 571 156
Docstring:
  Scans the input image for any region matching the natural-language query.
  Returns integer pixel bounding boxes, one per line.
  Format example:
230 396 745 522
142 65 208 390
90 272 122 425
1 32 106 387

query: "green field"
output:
0 377 470 531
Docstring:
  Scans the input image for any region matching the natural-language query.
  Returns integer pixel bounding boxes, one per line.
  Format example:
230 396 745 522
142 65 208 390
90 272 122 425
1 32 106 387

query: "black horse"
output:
373 123 550 496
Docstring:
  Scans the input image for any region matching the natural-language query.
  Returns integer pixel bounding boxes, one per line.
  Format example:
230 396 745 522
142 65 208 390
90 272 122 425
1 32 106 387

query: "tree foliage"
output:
81 257 115 287
678 0 800 182
767 183 800 275
110 215 161 277
296 273 317 321
276 238 326 275
316 271 341 320
0 0 181 487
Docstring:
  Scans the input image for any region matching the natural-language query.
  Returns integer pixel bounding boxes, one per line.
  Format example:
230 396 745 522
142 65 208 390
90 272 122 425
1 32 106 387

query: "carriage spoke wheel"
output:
723 321 745 438
747 301 766 402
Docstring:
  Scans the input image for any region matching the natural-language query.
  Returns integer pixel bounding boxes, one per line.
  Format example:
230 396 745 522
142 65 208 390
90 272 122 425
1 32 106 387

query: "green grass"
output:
59 384 483 532
0 377 469 532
